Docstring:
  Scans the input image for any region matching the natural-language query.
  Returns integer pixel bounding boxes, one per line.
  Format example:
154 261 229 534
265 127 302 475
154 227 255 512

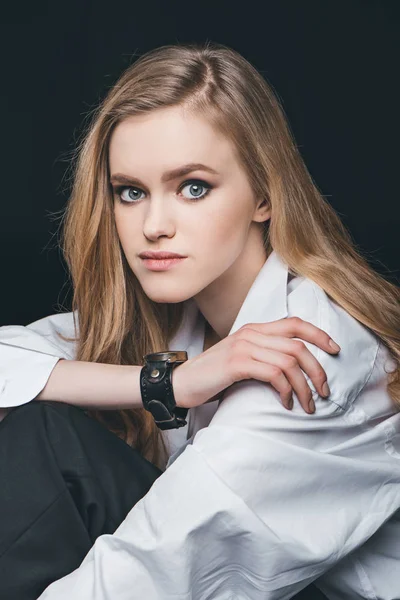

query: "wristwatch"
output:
140 351 189 430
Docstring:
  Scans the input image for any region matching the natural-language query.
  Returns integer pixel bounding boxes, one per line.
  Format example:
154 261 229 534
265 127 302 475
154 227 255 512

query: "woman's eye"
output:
114 179 212 205
116 187 145 204
179 180 212 201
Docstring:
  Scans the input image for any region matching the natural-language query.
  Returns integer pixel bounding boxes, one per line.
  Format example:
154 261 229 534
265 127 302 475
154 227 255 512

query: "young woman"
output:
1 41 399 600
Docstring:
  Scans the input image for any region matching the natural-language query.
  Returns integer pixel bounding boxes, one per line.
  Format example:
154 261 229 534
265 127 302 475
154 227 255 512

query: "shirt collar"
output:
228 250 289 335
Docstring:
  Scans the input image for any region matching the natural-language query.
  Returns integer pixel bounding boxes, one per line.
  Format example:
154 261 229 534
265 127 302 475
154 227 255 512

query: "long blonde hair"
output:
55 41 400 470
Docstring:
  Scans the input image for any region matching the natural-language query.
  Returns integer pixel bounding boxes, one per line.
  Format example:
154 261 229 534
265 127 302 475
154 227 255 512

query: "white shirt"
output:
0 250 399 599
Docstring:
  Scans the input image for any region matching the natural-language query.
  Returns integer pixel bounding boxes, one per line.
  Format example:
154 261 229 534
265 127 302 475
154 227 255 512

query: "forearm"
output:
35 359 143 410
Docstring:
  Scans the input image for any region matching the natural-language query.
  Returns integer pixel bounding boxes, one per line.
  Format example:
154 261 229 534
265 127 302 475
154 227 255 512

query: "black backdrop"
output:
0 0 399 326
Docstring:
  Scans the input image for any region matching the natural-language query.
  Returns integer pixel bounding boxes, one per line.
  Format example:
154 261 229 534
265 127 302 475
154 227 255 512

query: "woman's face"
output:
109 105 270 307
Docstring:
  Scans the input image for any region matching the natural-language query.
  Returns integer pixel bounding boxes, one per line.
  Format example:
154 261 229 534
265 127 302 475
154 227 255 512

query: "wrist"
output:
171 362 187 409
140 351 189 430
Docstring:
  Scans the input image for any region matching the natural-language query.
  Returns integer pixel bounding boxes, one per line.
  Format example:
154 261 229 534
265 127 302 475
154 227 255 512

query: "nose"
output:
142 195 176 241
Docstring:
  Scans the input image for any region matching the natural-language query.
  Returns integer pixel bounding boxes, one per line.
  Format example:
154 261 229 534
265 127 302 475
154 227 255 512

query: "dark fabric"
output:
0 401 162 600
0 400 327 600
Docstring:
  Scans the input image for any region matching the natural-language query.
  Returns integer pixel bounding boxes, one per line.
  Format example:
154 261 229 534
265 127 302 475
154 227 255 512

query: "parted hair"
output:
55 41 400 471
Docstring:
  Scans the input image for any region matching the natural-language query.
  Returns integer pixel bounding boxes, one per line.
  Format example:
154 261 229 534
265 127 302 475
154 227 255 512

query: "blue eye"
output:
179 180 212 201
114 179 212 205
115 186 145 204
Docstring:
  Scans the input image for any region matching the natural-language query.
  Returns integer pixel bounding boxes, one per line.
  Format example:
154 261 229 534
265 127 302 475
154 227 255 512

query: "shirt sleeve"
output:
38 321 400 599
0 312 77 409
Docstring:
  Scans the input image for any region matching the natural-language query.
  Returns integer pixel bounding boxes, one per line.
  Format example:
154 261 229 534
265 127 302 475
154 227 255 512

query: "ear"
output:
253 197 271 223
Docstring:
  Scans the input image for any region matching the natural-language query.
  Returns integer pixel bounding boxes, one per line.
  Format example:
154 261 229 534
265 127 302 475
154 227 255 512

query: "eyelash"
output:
113 179 213 205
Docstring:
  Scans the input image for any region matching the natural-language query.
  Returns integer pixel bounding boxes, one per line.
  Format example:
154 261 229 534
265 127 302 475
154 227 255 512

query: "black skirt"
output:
0 401 327 600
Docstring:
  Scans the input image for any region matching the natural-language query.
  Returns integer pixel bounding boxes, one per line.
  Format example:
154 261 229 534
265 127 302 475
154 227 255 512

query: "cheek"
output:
203 203 249 248
114 210 134 246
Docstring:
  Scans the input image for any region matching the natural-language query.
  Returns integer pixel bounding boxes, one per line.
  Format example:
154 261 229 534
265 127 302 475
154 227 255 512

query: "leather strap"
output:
140 351 189 430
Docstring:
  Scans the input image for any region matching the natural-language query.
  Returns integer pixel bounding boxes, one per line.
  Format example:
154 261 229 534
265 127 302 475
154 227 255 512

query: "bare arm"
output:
35 314 342 414
35 359 143 410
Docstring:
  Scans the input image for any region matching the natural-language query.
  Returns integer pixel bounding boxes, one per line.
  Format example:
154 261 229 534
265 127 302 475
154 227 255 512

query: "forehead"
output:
108 106 236 175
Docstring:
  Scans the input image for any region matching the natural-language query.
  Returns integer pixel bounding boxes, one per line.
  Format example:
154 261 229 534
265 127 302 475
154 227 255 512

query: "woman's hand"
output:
172 317 341 415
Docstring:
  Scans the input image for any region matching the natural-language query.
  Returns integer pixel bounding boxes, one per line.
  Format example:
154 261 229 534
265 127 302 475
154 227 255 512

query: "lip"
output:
139 251 186 259
141 257 187 271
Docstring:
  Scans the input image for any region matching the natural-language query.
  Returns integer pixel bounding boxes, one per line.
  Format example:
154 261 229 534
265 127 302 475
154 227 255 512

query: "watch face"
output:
145 351 188 363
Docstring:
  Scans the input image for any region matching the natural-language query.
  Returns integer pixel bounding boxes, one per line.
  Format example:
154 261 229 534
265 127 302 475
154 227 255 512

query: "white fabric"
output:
1 250 399 599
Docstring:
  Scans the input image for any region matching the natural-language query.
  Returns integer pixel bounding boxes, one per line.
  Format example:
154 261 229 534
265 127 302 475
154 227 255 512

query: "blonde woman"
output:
0 42 399 600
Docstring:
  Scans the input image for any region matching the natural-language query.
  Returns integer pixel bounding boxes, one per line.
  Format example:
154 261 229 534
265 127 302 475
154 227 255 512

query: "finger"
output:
242 317 341 354
237 329 329 400
237 358 294 410
250 347 315 414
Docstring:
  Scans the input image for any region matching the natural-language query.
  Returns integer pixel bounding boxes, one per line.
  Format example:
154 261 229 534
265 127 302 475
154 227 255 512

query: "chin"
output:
143 290 192 304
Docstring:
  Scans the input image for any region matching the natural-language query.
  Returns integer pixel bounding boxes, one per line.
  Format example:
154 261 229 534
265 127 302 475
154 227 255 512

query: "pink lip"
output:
141 257 187 271
139 252 185 259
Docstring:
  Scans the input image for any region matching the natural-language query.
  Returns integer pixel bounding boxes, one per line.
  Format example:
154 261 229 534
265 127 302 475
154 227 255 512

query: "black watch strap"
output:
140 351 189 430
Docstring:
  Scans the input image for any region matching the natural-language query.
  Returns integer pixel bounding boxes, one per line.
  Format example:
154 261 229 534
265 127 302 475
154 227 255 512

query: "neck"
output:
195 233 270 341
203 320 221 352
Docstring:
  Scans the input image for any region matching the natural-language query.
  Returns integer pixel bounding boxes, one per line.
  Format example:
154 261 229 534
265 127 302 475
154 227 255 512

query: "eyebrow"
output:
109 163 219 187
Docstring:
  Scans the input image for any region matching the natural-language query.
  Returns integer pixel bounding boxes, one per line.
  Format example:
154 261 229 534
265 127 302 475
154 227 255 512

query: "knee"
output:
1 400 85 433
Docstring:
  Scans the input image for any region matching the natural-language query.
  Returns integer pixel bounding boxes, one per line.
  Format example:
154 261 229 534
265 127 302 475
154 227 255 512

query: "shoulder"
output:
26 310 78 358
0 310 78 361
287 276 381 410
26 310 78 337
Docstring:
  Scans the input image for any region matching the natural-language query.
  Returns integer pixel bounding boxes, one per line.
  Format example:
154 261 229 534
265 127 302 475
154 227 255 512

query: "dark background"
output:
0 0 399 326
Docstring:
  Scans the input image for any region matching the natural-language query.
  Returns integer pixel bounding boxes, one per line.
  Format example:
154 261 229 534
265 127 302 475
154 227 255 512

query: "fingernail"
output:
287 396 293 410
322 381 330 397
308 398 315 413
329 339 341 352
